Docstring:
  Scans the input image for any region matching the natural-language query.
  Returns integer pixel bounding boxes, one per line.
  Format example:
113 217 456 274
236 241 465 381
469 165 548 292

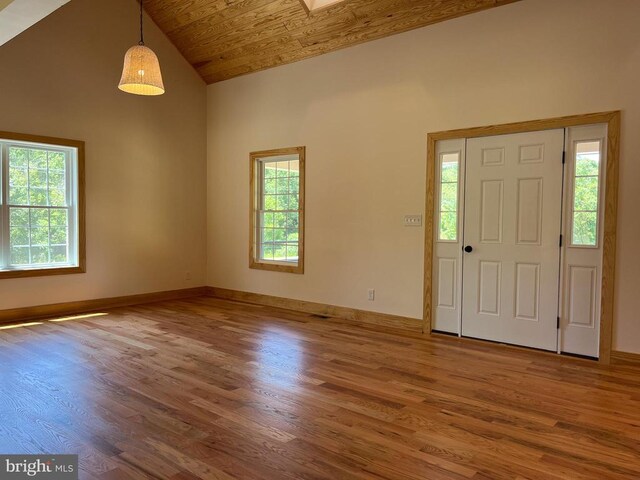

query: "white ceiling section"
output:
0 0 69 47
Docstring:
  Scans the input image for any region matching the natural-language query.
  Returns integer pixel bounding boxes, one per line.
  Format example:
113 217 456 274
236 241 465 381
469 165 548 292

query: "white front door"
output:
461 130 564 351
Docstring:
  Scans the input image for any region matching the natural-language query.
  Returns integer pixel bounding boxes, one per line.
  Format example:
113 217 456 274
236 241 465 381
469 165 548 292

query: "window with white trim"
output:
1 134 83 277
571 140 601 247
250 147 305 274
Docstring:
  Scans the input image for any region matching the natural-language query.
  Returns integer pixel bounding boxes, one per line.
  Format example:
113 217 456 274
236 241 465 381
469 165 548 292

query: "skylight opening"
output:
302 0 346 11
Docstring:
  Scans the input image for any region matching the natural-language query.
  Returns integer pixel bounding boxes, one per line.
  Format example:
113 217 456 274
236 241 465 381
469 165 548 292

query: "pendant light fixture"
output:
118 0 165 96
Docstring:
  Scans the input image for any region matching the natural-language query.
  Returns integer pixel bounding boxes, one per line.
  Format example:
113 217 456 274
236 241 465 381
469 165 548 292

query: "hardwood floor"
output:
1 296 639 479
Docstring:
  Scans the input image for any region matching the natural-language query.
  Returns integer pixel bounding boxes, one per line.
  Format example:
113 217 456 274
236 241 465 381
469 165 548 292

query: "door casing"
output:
423 111 621 364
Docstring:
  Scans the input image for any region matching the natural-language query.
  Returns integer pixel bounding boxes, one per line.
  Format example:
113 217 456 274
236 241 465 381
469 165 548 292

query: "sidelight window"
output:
571 141 601 247
438 152 460 242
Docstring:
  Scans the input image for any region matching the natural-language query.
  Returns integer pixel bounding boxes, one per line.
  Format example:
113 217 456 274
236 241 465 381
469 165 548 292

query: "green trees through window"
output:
259 160 300 262
572 142 601 246
5 144 73 267
250 147 305 274
439 153 459 241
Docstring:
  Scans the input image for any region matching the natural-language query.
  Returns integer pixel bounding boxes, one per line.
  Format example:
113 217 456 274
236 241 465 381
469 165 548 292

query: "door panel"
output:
560 124 607 357
437 258 457 309
432 139 465 334
516 178 542 244
478 260 501 315
462 130 564 351
567 265 596 327
480 180 503 243
514 262 539 320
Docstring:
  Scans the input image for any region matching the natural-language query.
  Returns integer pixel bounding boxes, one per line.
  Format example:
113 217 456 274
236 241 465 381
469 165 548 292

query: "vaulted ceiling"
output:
144 0 518 84
0 0 70 46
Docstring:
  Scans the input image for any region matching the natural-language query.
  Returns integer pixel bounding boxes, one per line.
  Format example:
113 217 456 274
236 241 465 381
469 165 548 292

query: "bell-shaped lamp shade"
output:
118 45 165 96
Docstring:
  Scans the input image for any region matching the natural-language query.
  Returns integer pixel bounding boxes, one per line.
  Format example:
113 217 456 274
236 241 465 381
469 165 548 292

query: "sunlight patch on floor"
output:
50 312 109 322
0 321 43 330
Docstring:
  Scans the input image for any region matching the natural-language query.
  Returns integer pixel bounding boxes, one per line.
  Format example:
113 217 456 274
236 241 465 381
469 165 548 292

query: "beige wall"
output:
0 0 207 309
207 0 640 353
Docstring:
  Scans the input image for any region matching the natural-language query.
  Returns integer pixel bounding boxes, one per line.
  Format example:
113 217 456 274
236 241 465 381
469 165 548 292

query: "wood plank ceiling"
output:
144 0 519 84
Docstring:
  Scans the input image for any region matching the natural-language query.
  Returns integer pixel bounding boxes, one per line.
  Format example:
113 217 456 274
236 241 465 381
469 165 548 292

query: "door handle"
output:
464 245 473 253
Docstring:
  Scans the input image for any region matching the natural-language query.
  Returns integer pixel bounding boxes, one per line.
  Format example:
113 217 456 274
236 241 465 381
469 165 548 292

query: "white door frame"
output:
423 111 621 364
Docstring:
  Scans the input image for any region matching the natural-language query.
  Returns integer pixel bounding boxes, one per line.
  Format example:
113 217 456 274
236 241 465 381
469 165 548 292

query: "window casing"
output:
250 147 305 274
0 132 85 278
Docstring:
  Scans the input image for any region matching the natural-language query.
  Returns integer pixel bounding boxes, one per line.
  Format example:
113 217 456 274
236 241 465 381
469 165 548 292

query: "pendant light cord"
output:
139 0 144 45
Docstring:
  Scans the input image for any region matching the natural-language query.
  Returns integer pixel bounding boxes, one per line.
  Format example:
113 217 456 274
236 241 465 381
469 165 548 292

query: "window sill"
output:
250 260 304 274
0 265 85 279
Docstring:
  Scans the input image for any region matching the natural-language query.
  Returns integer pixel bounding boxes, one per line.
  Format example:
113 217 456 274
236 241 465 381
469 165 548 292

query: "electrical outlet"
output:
368 289 375 301
404 214 422 226
185 271 191 280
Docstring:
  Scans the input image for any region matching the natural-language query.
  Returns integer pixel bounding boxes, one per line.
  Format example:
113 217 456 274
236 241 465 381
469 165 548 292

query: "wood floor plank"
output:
1 296 639 479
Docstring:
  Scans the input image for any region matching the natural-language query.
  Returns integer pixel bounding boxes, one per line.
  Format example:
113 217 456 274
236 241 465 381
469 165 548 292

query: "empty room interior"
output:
1 0 639 478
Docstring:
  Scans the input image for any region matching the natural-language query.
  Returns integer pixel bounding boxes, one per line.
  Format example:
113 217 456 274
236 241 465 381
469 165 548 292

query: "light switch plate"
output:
404 214 422 226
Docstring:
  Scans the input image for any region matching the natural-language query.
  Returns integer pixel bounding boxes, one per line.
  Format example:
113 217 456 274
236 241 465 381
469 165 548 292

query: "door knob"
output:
464 245 473 253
